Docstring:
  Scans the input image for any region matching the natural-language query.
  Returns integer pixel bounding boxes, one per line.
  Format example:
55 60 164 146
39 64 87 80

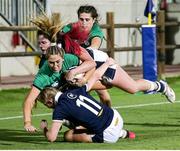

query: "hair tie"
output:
51 43 56 46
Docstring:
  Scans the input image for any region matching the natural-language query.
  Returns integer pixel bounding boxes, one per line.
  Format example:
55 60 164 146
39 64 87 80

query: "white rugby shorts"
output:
103 109 124 143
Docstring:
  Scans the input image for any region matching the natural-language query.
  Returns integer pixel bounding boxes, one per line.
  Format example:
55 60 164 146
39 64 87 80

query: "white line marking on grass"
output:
0 113 51 121
0 101 179 121
114 100 180 109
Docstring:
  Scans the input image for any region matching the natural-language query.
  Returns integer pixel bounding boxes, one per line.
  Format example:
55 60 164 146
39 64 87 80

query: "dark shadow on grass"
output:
125 122 180 127
124 122 180 141
0 129 64 144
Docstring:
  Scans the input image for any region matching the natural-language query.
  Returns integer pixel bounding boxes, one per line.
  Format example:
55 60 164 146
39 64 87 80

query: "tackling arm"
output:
65 47 96 82
23 86 40 132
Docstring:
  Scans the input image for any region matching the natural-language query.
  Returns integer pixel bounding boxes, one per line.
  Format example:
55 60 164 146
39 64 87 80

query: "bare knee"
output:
64 130 74 142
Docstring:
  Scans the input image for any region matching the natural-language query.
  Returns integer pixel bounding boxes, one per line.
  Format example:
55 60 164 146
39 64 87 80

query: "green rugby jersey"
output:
62 23 104 48
89 23 104 42
33 53 79 90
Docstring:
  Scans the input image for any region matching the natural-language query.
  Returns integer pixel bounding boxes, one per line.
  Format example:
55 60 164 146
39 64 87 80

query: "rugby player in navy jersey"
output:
38 58 135 143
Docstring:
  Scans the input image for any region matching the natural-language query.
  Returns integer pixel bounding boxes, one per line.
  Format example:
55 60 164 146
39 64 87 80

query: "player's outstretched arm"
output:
23 86 40 132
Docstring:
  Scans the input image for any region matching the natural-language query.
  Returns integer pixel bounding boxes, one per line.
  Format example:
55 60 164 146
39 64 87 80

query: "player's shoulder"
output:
64 53 79 62
64 53 76 58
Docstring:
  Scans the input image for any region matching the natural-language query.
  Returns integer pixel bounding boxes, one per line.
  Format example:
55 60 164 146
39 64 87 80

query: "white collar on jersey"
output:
55 91 62 103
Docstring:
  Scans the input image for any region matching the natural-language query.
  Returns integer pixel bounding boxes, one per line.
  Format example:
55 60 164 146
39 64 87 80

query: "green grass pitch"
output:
0 77 180 150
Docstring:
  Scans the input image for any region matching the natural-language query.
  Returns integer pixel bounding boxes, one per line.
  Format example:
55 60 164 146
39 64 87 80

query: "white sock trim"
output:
120 129 127 138
155 81 161 92
145 80 157 91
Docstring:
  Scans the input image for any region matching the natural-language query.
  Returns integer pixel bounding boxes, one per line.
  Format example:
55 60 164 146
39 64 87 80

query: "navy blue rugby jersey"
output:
52 85 114 134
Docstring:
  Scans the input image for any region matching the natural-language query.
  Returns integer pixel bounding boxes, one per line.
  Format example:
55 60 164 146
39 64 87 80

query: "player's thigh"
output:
64 129 92 143
111 66 138 93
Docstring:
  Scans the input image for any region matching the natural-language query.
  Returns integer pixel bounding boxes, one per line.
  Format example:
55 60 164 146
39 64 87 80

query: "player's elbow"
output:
48 138 56 143
47 135 57 142
46 132 57 142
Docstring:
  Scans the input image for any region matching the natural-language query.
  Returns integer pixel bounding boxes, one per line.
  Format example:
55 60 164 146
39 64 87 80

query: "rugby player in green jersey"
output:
23 15 96 132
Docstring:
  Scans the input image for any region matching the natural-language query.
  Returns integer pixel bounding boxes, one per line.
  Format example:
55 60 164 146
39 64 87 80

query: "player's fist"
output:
24 122 37 133
40 119 48 129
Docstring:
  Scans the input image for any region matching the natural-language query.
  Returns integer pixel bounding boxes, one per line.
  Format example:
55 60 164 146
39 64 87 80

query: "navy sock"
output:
155 81 165 92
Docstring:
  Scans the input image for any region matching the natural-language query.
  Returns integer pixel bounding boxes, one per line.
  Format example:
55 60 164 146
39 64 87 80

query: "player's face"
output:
48 55 64 72
78 13 95 32
38 35 50 53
